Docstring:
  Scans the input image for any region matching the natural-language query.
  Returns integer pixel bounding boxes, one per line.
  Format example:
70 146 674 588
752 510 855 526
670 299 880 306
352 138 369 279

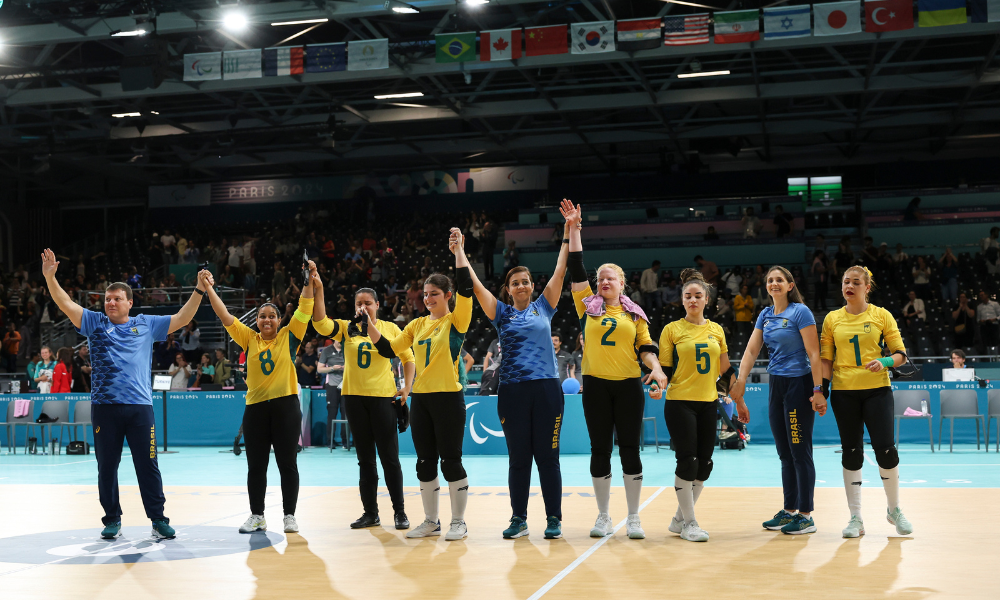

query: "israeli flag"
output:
763 6 812 39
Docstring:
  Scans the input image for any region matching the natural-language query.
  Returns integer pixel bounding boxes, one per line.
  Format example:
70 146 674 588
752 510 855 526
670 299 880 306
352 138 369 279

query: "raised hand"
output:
41 248 59 279
559 198 582 228
196 270 214 290
448 227 465 255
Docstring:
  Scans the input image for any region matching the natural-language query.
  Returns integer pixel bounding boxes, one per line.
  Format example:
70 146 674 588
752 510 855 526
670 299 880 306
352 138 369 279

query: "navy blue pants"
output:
498 379 564 520
92 404 166 525
768 374 816 513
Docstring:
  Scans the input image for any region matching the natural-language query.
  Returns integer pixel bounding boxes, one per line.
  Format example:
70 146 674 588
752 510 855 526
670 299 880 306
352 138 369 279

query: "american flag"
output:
663 14 710 46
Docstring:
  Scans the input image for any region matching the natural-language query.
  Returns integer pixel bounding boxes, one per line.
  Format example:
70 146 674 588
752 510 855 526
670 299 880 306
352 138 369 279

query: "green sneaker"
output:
762 510 796 531
503 516 529 539
781 513 817 535
887 507 913 535
101 521 122 539
842 515 865 538
151 518 176 539
544 516 562 539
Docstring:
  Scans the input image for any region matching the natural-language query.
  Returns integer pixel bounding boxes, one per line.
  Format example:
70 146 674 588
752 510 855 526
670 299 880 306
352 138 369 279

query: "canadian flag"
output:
480 29 522 61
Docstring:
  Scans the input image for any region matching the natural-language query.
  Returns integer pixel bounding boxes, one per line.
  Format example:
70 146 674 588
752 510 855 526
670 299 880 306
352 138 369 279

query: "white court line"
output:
527 485 667 600
2 460 97 467
904 464 1000 467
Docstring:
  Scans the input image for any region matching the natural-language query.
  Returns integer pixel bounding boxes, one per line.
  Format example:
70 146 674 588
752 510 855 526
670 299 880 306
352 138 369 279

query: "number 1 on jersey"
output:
418 339 432 367
848 334 862 366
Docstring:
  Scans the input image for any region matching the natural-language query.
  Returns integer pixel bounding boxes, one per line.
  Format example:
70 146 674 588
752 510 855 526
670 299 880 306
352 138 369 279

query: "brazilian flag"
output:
435 32 476 63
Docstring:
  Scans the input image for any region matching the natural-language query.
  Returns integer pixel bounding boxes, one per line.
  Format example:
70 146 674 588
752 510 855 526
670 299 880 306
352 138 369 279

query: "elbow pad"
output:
568 252 588 283
374 336 397 359
455 266 473 296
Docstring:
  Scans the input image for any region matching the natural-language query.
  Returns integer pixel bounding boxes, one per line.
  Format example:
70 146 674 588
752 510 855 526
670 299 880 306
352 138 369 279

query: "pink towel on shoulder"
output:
13 399 30 418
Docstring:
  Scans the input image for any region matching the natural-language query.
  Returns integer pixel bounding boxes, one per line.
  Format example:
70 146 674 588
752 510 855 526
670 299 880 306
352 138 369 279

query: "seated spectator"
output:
183 240 200 264
180 320 201 363
950 348 966 369
51 347 74 393
976 290 1000 348
715 289 734 320
194 353 215 388
953 293 975 348
834 237 853 275
31 346 56 393
2 322 20 373
939 248 959 304
694 255 719 287
344 245 362 264
902 290 926 330
861 236 878 266
773 204 793 238
892 243 909 264
73 343 92 392
168 352 191 390
214 348 232 384
502 240 519 277
721 265 742 296
741 206 761 238
155 334 181 370
661 278 681 306
703 226 720 241
296 340 319 386
912 256 931 300
24 351 41 391
981 226 1000 255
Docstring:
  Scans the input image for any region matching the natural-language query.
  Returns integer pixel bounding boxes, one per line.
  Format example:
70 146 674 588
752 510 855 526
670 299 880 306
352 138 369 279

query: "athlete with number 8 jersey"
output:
367 237 474 541
204 260 318 535
312 286 416 531
821 265 913 539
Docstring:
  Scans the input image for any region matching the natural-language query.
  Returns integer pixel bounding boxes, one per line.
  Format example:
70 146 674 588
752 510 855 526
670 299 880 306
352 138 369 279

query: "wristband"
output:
812 385 822 393
562 239 570 244
193 288 206 296
877 357 895 368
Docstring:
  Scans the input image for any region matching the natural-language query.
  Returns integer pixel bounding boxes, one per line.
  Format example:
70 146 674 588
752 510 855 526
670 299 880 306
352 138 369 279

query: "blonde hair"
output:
679 268 711 295
595 263 626 289
842 265 875 301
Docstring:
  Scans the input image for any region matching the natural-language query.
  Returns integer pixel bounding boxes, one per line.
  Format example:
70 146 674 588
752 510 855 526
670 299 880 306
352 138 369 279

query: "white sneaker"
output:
444 519 468 541
239 514 266 533
406 519 442 539
626 514 645 539
283 514 299 533
668 515 683 535
886 508 913 535
842 515 865 538
680 520 710 542
590 512 613 538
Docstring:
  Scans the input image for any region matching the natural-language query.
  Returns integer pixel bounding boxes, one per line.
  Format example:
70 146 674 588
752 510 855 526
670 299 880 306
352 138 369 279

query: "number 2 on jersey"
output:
694 343 711 374
848 334 862 366
418 339 432 366
600 317 617 346
259 349 274 376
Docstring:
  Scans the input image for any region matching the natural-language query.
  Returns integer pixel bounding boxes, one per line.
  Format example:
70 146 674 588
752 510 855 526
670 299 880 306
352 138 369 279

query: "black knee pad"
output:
590 453 612 479
841 446 865 471
620 448 642 476
675 456 699 482
440 458 467 482
696 458 714 482
873 445 899 470
416 458 439 482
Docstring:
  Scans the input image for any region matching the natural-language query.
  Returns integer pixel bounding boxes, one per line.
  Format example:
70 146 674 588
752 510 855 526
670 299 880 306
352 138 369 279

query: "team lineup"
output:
37 198 914 544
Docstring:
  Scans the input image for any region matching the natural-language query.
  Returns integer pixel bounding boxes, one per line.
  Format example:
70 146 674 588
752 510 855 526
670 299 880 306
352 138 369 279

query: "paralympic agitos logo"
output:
465 401 504 444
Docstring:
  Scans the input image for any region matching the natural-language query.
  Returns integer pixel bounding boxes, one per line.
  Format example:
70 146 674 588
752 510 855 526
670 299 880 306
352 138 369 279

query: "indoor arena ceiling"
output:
0 0 999 204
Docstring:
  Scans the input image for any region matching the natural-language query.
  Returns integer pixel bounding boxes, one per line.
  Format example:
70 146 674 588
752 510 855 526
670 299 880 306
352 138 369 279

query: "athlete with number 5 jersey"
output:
204 261 318 535
367 236 474 541
821 265 913 538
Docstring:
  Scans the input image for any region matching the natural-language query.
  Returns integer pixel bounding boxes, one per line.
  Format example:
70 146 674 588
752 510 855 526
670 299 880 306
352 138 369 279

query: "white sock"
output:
592 474 612 515
448 478 469 521
674 476 696 524
623 473 643 515
420 477 440 523
843 468 863 518
674 479 705 521
879 467 900 512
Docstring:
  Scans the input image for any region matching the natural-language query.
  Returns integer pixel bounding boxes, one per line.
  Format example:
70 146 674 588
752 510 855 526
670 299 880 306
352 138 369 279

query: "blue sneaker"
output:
762 510 796 531
781 513 817 535
503 516 529 539
101 521 122 539
151 518 175 539
544 516 562 539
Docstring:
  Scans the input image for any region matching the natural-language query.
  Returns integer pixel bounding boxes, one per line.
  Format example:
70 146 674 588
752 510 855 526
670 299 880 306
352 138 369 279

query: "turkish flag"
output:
864 0 914 32
525 25 568 56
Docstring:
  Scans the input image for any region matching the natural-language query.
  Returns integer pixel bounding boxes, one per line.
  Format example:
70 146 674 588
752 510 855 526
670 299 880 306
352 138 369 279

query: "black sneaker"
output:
394 511 410 530
351 513 380 529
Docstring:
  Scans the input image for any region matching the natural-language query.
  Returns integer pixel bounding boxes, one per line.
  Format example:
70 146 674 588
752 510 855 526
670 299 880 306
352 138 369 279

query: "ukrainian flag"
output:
918 0 968 26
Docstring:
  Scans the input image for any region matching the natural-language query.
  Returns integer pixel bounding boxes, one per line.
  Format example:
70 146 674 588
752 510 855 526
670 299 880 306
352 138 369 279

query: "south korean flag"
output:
571 21 615 54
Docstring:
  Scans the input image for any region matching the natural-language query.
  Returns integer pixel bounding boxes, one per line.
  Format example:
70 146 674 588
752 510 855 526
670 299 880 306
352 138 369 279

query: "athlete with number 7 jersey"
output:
203 260 318 536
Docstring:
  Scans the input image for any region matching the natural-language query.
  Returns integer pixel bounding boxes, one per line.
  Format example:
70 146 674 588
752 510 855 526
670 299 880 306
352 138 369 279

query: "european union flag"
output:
305 43 347 73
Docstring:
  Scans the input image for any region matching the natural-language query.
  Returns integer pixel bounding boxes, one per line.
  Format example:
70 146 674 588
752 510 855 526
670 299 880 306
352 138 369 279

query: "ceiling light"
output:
677 70 730 79
384 0 420 13
222 10 249 31
111 29 148 37
374 92 424 99
112 112 142 118
271 18 329 26
464 0 490 5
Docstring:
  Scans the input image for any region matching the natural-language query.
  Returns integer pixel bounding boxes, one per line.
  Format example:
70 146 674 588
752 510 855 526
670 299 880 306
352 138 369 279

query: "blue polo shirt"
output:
755 303 816 378
490 297 558 384
77 309 172 405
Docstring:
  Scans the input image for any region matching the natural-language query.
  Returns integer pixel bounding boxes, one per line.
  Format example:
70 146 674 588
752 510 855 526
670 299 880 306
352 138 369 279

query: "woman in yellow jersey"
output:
311 285 416 531
652 269 737 543
566 205 669 541
203 261 318 535
821 266 913 539
366 238 473 541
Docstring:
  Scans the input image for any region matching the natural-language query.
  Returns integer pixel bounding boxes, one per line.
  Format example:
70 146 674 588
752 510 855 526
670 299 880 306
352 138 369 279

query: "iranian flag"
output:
481 29 522 61
714 9 760 43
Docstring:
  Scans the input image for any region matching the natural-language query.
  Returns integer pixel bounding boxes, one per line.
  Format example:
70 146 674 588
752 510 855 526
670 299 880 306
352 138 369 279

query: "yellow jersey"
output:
573 287 654 381
821 305 904 391
659 319 728 402
314 317 415 397
385 293 472 394
225 297 314 405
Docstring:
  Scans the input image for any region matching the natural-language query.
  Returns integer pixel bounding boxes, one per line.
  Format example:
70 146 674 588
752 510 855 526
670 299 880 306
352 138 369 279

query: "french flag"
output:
263 46 304 76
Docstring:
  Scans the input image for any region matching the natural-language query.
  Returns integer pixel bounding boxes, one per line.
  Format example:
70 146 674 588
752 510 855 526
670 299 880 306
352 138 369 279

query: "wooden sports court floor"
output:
1 446 998 600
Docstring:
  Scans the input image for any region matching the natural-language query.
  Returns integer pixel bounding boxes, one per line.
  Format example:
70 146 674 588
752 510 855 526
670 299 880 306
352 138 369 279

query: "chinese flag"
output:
525 25 568 56
864 0 915 32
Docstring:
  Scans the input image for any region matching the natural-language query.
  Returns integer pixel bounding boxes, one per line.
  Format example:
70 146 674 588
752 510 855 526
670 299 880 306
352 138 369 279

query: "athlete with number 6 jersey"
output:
204 260 318 536
821 265 913 539
367 238 474 542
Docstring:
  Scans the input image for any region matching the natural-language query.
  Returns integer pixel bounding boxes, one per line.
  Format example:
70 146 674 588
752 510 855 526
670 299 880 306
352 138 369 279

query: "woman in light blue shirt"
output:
731 266 826 535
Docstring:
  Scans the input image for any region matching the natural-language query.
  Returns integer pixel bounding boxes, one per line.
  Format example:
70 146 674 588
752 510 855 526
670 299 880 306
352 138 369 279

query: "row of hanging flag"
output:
183 0 999 81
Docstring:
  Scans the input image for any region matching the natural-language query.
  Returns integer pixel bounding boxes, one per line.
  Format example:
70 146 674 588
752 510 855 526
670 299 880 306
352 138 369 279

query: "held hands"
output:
448 228 465 255
41 249 59 279
644 368 669 400
559 198 582 228
196 270 214 291
811 392 828 416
